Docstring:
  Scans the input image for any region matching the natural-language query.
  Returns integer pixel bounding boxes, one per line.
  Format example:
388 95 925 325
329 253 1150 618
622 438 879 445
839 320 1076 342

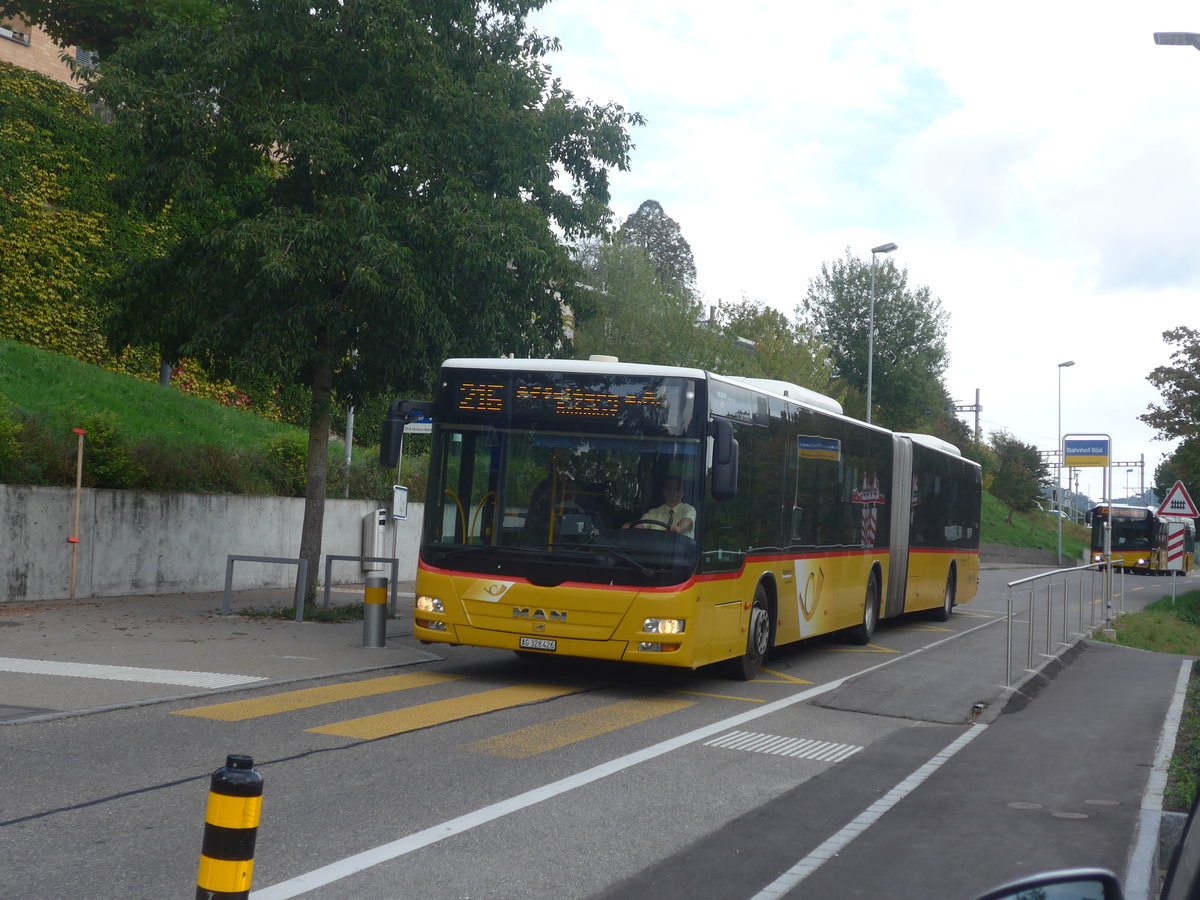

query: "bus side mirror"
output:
380 416 404 468
379 399 433 468
712 418 738 501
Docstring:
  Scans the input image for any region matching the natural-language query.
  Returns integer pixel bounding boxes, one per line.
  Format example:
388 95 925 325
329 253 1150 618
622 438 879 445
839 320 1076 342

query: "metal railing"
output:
1005 562 1122 685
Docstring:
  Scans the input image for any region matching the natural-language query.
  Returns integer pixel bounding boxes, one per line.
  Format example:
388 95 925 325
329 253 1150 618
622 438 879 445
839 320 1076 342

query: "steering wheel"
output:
630 518 671 531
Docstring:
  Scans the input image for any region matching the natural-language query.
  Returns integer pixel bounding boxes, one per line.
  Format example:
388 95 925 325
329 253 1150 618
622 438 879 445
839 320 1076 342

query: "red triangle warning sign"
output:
1158 480 1199 518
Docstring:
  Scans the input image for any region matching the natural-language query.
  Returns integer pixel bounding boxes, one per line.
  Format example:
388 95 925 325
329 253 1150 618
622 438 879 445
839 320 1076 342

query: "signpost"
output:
1157 480 1198 604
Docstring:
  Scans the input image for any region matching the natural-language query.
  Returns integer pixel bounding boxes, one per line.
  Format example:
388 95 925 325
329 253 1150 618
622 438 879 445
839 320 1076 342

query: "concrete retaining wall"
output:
2 483 1080 603
1 484 423 603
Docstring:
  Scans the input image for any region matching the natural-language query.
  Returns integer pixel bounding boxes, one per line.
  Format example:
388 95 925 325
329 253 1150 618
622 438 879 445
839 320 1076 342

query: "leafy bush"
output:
0 395 22 481
262 433 309 497
77 410 144 489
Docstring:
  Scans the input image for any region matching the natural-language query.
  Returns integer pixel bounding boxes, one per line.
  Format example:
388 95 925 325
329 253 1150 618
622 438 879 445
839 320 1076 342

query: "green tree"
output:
572 240 715 366
799 248 950 430
0 0 217 55
989 430 1050 524
1154 439 1200 503
708 298 843 401
616 199 697 295
1141 326 1200 442
90 0 641 595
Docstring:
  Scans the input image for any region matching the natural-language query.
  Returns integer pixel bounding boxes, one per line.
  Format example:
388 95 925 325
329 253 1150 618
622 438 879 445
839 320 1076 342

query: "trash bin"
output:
361 509 386 571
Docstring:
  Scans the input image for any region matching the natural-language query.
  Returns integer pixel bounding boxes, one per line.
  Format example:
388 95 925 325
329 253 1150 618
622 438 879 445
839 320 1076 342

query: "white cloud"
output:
530 0 1200 492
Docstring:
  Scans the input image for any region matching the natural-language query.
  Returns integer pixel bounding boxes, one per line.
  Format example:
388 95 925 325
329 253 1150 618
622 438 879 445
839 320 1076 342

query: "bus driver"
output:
624 476 696 538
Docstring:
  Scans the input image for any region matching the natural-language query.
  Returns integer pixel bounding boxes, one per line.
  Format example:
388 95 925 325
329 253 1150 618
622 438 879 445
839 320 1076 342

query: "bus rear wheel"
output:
729 585 770 680
844 575 879 645
931 570 955 622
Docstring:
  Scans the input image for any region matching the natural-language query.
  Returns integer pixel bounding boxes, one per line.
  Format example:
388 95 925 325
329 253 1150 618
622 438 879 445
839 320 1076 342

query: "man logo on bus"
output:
512 608 567 623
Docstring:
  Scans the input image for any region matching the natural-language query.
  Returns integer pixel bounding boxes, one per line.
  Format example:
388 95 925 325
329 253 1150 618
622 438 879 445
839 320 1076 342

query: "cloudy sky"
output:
529 0 1200 504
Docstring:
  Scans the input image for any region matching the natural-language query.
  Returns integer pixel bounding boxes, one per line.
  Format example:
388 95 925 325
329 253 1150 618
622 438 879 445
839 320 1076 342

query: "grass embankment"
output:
1101 589 1200 811
981 489 1090 560
0 339 412 497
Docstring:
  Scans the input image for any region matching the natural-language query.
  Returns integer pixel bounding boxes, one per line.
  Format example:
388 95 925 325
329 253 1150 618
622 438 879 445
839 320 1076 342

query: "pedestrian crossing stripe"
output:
306 683 584 740
465 696 697 758
0 656 265 689
174 672 464 721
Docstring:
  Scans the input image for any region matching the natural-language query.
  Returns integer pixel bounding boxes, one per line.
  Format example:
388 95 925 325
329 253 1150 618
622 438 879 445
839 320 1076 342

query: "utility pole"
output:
951 389 982 442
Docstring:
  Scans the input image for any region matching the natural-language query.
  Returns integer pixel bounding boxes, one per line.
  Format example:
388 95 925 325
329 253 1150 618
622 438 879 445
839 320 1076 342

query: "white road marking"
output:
0 657 265 689
750 725 987 898
250 615 1003 899
1125 659 1193 900
705 730 863 762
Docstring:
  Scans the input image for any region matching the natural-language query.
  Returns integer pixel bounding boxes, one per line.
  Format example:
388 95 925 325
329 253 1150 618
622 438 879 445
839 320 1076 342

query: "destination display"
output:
440 370 696 435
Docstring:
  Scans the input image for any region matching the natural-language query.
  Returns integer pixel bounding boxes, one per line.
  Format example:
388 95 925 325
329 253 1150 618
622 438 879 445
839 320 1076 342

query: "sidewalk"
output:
0 583 435 722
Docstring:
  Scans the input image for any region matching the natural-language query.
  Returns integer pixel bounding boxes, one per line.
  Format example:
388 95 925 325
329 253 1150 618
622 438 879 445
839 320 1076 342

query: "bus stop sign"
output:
1158 480 1199 519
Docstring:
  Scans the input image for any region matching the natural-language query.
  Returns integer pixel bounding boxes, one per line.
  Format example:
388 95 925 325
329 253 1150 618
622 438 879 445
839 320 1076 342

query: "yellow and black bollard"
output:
363 574 388 648
196 754 263 900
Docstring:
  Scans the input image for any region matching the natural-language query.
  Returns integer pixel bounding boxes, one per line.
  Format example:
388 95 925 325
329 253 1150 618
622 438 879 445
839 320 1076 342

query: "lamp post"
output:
1154 32 1200 49
1056 360 1075 565
866 241 898 425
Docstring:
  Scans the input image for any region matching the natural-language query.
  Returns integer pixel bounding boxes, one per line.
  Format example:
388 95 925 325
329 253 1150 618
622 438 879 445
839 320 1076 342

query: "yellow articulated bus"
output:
1089 504 1196 574
381 357 981 679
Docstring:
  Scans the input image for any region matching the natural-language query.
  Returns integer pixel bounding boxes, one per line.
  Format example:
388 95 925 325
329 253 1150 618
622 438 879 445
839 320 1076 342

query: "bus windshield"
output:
422 425 703 587
1091 509 1153 552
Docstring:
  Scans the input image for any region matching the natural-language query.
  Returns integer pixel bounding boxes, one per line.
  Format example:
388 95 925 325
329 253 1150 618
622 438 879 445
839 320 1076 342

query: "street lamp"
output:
1154 32 1200 49
866 241 898 425
1056 360 1075 564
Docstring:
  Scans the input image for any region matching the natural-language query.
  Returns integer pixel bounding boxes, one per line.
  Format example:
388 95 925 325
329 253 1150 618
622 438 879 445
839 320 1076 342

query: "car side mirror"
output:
970 868 1123 900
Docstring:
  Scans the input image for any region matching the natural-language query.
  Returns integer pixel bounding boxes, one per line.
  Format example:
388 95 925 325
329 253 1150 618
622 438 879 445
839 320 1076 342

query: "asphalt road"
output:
0 565 1189 899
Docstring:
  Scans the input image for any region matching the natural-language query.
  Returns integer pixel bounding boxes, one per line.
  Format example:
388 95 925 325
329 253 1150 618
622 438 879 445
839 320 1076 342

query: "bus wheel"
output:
729 585 770 681
844 575 879 645
931 570 955 622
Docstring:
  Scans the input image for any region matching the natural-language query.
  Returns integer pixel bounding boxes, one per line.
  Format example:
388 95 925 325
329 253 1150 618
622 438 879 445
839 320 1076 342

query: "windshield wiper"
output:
577 544 656 577
429 543 657 577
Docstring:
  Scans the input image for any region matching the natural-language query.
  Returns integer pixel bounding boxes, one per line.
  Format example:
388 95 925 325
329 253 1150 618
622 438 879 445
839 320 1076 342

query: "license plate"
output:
519 637 557 652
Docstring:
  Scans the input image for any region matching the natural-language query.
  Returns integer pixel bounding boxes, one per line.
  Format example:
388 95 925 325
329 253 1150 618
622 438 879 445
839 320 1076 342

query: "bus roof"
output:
896 432 964 457
440 358 845 415
441 357 710 380
438 359 964 461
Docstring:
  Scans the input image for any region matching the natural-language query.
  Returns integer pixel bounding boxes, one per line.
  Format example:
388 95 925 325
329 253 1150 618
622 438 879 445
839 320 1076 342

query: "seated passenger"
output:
624 476 695 538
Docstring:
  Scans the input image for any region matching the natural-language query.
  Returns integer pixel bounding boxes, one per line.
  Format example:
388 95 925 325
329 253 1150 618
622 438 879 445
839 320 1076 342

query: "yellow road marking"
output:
465 697 695 758
672 690 766 702
828 643 899 654
173 672 464 722
893 623 952 633
307 683 582 740
756 667 813 684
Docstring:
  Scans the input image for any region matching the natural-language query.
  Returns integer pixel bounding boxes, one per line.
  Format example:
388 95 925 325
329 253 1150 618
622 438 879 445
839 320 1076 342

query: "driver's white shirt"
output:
641 501 696 538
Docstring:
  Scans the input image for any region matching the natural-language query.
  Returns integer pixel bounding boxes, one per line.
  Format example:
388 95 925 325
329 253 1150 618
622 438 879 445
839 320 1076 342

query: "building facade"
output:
1 17 83 86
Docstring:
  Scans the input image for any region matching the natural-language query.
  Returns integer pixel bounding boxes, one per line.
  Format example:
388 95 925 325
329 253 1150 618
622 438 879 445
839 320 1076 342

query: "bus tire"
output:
931 569 955 622
729 584 770 681
844 574 879 645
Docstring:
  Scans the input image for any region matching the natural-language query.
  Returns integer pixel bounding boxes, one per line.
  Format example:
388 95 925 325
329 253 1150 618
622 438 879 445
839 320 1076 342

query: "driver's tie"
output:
667 510 674 528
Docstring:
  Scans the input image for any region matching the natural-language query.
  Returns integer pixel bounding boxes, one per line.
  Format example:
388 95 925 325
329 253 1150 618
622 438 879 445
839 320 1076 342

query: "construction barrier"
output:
196 754 263 900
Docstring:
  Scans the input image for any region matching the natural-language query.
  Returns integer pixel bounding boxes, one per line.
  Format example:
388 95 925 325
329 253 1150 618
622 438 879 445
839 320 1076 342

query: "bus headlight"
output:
1136 557 1148 567
644 617 685 635
416 595 444 613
